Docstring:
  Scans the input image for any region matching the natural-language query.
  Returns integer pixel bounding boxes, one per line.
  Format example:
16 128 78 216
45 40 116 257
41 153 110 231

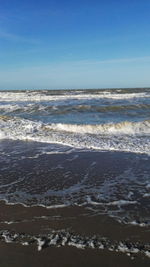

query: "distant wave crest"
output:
0 90 149 102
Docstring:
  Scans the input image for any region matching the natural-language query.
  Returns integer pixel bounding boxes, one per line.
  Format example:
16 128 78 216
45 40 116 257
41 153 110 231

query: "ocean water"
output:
0 88 150 225
0 88 150 154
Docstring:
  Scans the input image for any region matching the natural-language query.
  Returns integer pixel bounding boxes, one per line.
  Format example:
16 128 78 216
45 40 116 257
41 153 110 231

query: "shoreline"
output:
0 200 150 263
0 140 150 266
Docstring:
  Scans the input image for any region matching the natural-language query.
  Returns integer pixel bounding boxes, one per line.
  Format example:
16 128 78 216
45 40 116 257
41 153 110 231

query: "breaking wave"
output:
0 115 150 154
0 90 149 102
46 120 150 135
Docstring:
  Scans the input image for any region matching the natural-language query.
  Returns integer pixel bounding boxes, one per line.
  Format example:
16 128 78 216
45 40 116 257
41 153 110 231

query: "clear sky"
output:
0 0 150 89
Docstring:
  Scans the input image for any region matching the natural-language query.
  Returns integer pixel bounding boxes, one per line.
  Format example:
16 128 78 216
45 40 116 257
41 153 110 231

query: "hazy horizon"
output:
0 86 150 91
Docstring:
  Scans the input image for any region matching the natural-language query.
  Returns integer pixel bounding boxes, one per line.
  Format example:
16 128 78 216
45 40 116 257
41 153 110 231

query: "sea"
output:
0 88 150 259
0 88 150 153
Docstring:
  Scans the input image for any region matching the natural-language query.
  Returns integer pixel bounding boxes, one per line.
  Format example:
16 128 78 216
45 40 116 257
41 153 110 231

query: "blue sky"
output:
0 0 150 89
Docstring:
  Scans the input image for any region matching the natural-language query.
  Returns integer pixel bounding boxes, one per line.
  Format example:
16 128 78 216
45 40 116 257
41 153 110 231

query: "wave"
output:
0 90 149 102
45 120 150 135
1 103 150 117
1 115 150 135
0 116 150 154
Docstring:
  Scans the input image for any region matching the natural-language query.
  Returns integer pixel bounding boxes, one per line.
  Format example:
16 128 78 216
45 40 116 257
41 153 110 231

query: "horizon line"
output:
0 86 150 91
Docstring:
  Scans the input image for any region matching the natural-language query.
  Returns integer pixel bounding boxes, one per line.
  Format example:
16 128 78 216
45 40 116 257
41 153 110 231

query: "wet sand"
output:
0 140 150 266
0 242 150 267
0 201 149 242
0 201 150 266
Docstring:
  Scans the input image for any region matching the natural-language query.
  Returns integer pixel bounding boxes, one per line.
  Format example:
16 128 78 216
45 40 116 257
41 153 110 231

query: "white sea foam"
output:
0 91 149 102
106 200 137 206
0 104 21 112
85 196 137 208
0 177 25 189
146 183 150 189
145 251 150 258
127 221 149 227
2 231 18 243
46 120 150 135
117 243 139 254
36 238 45 251
0 221 16 225
0 198 69 210
1 229 149 259
22 242 29 246
68 241 86 249
0 116 150 154
1 116 150 136
143 193 150 198
86 196 103 206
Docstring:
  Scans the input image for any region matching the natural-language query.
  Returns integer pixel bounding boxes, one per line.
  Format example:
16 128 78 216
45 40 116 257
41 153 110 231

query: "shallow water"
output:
0 88 150 261
0 140 150 226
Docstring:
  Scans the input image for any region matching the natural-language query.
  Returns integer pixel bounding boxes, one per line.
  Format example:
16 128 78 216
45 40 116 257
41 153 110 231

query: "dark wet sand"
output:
0 242 150 267
0 201 150 267
0 201 149 242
